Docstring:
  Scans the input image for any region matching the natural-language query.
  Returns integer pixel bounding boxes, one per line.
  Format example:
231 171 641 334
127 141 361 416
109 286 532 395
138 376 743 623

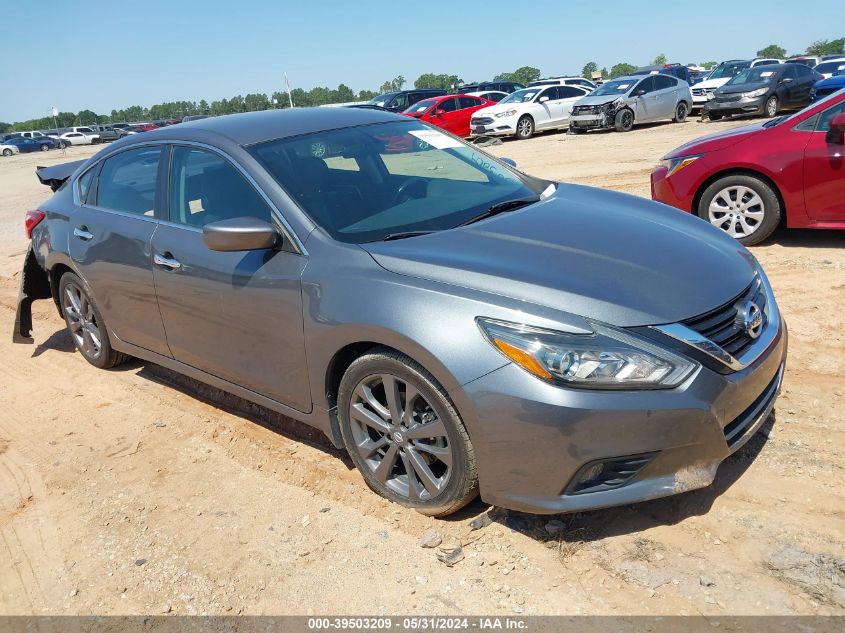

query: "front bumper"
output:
469 120 517 137
704 95 767 116
569 113 613 130
461 314 787 514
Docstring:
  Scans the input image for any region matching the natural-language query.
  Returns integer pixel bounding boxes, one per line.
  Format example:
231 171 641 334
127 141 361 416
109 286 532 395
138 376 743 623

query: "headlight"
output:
477 318 697 389
603 98 622 111
495 110 518 118
658 154 702 177
743 88 768 99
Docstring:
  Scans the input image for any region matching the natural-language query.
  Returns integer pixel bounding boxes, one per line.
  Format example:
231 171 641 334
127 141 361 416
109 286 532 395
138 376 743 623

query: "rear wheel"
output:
673 102 688 122
337 350 478 517
40 143 50 151
764 95 779 118
2 148 11 157
59 141 68 149
614 108 634 132
515 115 534 139
59 272 131 369
697 174 781 246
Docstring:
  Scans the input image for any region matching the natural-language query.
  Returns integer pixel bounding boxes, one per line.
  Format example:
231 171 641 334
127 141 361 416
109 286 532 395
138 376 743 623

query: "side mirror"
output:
635 89 647 97
780 77 793 83
826 113 845 144
500 157 517 168
203 217 279 252
434 109 446 116
538 96 550 103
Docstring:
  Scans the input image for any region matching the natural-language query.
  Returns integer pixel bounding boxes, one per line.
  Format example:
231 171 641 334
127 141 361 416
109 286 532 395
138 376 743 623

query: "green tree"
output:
414 73 462 90
600 67 608 79
76 109 100 125
806 38 845 56
358 89 377 101
609 63 637 78
0 122 10 133
334 84 356 102
652 53 668 65
702 61 719 70
494 66 541 86
379 75 406 93
581 62 598 79
756 44 787 59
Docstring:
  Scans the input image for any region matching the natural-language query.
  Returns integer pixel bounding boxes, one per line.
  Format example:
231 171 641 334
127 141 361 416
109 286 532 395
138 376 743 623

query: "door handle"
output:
154 253 181 270
73 226 93 241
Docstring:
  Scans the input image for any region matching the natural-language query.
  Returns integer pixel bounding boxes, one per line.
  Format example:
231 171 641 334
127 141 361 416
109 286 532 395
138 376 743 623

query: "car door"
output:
558 86 587 124
779 65 801 106
431 97 460 134
803 100 845 222
792 65 816 105
456 97 486 137
631 76 657 121
532 87 557 128
651 75 678 119
68 146 171 357
150 144 311 412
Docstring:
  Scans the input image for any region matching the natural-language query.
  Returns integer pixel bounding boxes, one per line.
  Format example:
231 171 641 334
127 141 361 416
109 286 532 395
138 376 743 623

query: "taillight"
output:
25 210 46 239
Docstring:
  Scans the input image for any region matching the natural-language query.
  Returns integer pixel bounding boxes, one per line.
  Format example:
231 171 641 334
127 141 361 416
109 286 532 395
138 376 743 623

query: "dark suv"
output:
366 89 446 113
453 81 525 94
632 64 693 85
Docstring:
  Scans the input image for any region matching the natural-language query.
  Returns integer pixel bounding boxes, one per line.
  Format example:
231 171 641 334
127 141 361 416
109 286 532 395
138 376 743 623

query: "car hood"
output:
815 76 845 89
695 77 732 90
573 94 624 107
717 81 770 95
473 103 528 117
664 120 767 157
362 185 755 327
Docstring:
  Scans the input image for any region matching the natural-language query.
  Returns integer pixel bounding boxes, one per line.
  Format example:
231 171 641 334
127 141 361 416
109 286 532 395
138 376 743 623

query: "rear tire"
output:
58 272 131 369
614 108 634 132
2 149 11 157
40 143 50 151
708 112 724 121
697 174 782 246
764 95 779 118
515 115 534 140
337 349 479 517
673 102 689 122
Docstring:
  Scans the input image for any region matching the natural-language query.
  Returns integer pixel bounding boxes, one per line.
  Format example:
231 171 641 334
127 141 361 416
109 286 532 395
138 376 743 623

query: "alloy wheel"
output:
517 118 533 137
348 373 452 501
621 110 633 129
766 97 778 117
676 103 687 121
62 282 103 360
708 185 765 238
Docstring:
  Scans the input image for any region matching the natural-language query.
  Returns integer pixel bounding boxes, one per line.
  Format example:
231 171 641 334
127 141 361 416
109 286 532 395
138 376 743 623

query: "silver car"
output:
14 108 785 517
570 74 693 132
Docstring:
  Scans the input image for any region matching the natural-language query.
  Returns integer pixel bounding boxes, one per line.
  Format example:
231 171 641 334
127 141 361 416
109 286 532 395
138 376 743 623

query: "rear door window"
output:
77 167 97 204
654 75 677 90
95 147 162 216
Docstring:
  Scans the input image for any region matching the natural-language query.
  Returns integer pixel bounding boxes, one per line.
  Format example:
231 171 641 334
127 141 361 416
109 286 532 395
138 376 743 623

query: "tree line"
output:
2 37 842 133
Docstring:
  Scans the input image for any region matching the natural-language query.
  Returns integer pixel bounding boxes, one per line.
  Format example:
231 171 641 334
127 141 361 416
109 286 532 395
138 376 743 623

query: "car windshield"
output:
591 80 635 96
500 89 541 103
817 60 845 75
726 68 779 85
708 62 750 80
367 93 397 107
404 99 437 114
250 120 539 244
764 90 845 128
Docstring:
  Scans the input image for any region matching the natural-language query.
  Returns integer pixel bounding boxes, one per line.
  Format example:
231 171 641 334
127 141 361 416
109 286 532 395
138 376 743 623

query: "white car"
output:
60 131 99 146
691 58 782 110
816 58 845 79
529 77 596 91
1 142 20 157
465 90 509 103
469 84 591 139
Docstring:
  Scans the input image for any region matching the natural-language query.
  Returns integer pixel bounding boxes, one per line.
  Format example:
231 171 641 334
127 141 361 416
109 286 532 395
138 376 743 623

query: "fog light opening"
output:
564 452 658 495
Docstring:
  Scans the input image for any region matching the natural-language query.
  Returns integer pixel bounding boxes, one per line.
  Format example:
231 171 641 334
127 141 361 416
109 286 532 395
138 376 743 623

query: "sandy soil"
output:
0 123 843 616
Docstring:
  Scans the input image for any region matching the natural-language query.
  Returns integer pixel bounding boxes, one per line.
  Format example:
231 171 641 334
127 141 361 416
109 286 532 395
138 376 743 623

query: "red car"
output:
651 91 845 245
402 94 496 138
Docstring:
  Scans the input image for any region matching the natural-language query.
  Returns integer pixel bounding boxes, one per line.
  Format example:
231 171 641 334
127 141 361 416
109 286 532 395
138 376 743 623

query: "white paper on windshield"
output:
760 72 774 77
617 83 631 90
409 129 462 149
540 183 557 200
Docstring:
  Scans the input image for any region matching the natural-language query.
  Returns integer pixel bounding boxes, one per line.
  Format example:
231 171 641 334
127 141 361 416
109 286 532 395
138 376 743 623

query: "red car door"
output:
803 100 845 223
455 97 491 137
431 97 460 134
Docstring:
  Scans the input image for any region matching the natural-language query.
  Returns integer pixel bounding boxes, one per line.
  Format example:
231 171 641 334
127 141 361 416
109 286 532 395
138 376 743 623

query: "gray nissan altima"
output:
14 108 787 517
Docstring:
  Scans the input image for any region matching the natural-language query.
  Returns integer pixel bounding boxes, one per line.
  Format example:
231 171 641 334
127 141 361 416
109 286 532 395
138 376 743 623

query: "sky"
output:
2 0 843 122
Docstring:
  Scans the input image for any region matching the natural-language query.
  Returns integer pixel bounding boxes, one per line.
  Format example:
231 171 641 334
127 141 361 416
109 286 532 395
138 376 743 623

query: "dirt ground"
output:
0 120 843 617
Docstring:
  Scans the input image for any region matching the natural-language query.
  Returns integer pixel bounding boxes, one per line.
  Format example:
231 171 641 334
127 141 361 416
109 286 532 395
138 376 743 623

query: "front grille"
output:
723 365 782 448
471 117 494 125
715 94 741 103
683 278 767 359
693 88 706 96
573 105 600 115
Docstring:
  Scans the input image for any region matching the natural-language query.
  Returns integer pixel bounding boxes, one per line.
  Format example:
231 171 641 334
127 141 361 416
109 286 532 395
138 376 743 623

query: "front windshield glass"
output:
404 99 437 114
708 62 750 80
591 79 635 96
367 92 396 107
765 89 845 128
817 60 845 76
250 121 538 244
500 89 540 104
726 68 779 85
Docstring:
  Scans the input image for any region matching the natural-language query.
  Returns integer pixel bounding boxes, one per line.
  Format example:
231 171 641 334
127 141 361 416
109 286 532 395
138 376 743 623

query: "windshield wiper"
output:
381 230 435 241
455 197 539 228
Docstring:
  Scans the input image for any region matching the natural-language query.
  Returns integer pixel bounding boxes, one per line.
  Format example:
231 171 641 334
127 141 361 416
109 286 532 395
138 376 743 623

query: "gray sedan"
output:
14 108 786 516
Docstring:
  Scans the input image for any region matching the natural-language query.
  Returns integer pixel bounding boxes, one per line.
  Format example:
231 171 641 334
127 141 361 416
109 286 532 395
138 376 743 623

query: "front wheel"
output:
515 115 534 139
2 148 11 157
59 272 131 369
58 141 68 149
673 102 688 122
614 108 634 132
697 175 781 246
40 143 50 151
708 112 724 121
764 95 779 118
337 350 479 517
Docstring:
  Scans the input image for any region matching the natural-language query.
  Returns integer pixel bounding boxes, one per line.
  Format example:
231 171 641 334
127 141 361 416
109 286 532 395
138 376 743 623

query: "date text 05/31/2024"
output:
307 617 528 630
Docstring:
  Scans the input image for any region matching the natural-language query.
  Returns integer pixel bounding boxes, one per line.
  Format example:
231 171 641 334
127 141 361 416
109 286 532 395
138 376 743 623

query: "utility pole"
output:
284 73 294 108
51 107 65 156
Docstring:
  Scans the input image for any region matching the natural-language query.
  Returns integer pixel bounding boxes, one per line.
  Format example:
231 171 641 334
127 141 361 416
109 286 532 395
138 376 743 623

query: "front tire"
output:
515 115 534 140
337 349 478 517
59 272 131 369
708 112 724 121
614 108 634 132
764 95 779 118
673 102 688 122
2 148 11 157
40 143 50 151
697 174 781 246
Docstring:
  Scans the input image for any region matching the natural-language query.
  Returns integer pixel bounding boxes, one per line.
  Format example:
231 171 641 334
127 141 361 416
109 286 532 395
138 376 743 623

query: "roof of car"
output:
124 107 404 147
